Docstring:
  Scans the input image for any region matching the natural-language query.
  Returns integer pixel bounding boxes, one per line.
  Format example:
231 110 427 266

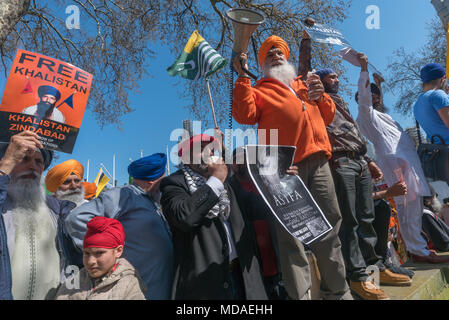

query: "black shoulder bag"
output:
416 120 449 181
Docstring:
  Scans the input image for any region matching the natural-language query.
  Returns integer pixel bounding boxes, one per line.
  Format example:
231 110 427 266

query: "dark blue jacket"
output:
0 175 81 300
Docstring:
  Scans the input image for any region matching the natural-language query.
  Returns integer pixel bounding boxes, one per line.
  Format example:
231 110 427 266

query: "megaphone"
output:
226 8 265 79
226 8 265 54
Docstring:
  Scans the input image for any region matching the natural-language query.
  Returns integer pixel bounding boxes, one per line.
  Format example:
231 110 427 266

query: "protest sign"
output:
300 21 351 47
339 47 386 82
0 49 93 153
245 145 332 245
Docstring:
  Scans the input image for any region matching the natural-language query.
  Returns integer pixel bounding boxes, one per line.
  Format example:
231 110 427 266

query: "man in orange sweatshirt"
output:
232 35 351 300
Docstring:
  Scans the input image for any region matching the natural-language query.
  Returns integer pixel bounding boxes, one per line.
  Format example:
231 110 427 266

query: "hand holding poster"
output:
0 49 93 153
339 47 386 81
245 145 332 245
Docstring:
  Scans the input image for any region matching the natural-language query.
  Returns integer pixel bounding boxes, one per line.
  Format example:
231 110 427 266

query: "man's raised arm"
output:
356 53 373 114
232 53 260 125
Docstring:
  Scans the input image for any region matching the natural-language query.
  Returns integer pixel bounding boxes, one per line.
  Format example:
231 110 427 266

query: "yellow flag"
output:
96 173 110 198
447 22 449 78
93 168 103 186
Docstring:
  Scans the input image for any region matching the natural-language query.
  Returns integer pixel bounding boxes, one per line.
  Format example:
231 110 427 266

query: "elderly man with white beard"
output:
0 131 81 300
232 35 351 300
45 159 87 207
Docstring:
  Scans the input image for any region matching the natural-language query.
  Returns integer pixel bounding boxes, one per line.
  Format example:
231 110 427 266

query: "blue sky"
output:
0 1 440 185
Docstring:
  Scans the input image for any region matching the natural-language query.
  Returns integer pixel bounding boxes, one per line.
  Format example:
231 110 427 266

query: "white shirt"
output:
206 176 239 261
356 71 431 197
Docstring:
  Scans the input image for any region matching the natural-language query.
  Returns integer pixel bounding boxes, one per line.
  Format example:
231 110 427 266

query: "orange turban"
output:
258 35 290 68
82 182 97 200
45 159 84 193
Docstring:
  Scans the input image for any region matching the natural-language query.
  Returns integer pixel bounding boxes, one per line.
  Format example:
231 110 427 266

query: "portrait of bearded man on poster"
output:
21 85 66 124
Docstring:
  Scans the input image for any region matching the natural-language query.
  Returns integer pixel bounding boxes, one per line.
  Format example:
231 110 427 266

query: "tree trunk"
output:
0 0 30 47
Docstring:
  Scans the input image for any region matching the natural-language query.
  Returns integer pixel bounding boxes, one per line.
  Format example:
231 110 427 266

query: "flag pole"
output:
447 22 449 79
86 159 90 182
113 154 116 187
100 163 113 180
205 78 218 129
166 145 170 175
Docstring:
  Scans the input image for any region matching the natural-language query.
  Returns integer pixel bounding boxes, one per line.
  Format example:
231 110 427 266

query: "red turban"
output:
83 217 125 249
178 134 215 157
258 35 290 68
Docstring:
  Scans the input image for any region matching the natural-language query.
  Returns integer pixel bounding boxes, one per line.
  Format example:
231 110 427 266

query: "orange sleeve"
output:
232 77 260 125
316 92 336 126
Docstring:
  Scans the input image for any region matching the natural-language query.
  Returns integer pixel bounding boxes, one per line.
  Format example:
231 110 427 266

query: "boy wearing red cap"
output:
53 217 146 300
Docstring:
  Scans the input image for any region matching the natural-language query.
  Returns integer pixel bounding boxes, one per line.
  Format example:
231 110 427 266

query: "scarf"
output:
180 164 230 220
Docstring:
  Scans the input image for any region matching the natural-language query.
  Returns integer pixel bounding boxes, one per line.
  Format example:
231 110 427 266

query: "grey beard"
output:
324 83 339 94
188 163 209 177
7 175 46 210
430 197 443 214
55 187 85 206
263 61 297 86
373 103 387 113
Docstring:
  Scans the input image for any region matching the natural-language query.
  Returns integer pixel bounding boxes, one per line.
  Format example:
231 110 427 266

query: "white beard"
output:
7 172 46 210
54 187 85 206
8 174 61 300
263 60 297 86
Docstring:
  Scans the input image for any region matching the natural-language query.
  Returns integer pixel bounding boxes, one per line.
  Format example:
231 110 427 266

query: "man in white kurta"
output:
354 53 436 261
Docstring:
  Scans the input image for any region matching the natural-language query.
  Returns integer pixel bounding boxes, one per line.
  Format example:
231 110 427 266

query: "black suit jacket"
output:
160 170 267 300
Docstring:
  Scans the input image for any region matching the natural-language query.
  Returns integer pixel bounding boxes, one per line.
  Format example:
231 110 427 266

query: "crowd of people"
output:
1 31 449 301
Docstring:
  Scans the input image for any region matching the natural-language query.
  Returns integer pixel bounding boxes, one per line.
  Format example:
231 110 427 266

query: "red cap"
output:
83 217 125 249
178 134 215 157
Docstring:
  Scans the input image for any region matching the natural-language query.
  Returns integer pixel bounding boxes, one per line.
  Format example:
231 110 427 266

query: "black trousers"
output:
372 199 392 262
229 261 246 300
331 157 383 281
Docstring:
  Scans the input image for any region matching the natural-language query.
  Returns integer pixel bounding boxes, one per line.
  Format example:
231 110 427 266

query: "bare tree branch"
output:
0 0 351 128
387 18 445 115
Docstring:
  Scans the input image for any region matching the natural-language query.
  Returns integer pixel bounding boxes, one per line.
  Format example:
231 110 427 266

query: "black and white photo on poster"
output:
245 145 332 245
299 21 351 47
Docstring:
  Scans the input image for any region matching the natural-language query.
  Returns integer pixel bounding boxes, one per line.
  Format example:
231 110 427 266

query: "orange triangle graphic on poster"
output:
21 79 33 94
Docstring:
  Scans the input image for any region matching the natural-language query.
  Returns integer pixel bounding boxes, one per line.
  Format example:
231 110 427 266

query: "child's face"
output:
83 246 123 279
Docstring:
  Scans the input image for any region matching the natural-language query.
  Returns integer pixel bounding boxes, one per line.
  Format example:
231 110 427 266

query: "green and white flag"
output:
167 30 227 80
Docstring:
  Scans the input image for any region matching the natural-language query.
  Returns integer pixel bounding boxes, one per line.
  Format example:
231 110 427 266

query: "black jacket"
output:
422 208 449 252
160 170 268 300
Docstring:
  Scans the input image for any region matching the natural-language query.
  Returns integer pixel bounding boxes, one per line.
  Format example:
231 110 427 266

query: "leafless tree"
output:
387 18 445 116
1 0 160 128
159 0 351 127
0 0 351 128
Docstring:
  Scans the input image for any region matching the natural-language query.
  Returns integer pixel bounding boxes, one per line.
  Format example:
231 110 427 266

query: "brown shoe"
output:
410 252 449 264
379 269 412 286
349 280 390 300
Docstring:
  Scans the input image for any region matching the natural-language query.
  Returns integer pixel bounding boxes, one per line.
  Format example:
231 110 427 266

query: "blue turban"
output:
315 68 335 81
38 85 61 101
128 153 167 181
420 63 446 83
